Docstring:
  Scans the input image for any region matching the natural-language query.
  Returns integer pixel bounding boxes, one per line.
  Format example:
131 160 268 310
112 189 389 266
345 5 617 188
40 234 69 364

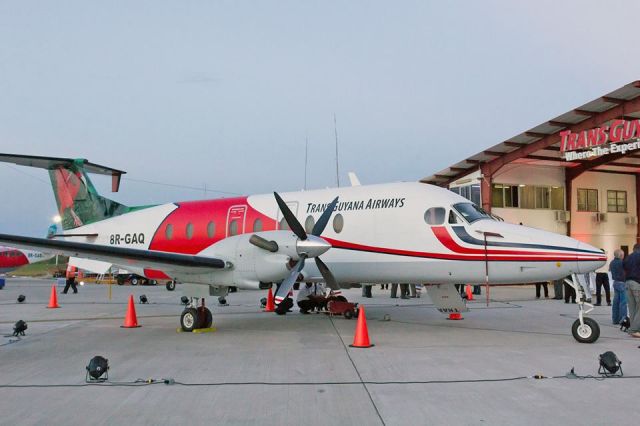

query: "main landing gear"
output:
565 274 600 344
180 298 213 332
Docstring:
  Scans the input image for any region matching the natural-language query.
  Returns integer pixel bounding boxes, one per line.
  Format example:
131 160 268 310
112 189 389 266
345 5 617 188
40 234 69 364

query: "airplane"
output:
0 153 606 342
0 246 54 274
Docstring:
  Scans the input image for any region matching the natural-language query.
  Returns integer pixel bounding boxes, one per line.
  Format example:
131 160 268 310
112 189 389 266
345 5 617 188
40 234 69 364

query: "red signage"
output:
559 119 640 152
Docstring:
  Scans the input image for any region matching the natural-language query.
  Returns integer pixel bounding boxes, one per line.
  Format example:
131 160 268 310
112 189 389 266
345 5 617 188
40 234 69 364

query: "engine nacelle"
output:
199 232 298 289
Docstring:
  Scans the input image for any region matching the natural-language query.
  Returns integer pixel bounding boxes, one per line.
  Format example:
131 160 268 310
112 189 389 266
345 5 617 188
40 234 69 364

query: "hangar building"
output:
422 81 640 261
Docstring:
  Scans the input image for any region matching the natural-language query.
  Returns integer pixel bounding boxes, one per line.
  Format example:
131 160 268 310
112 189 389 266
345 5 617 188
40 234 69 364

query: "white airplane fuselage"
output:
61 182 606 288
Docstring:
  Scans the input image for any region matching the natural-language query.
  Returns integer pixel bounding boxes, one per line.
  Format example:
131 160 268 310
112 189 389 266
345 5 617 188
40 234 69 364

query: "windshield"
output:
452 203 492 224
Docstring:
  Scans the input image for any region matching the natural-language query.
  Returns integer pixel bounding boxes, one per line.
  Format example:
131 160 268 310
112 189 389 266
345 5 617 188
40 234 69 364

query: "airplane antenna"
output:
334 113 340 187
304 135 309 190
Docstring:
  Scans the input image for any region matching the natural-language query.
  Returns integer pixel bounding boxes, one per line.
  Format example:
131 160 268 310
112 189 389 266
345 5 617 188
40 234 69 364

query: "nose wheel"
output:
180 298 213 332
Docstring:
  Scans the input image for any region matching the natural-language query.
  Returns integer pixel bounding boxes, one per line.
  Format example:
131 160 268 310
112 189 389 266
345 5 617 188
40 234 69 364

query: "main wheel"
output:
166 281 176 291
149 280 157 286
117 276 124 286
181 308 198 332
197 307 213 329
572 317 600 343
344 310 353 319
131 277 139 286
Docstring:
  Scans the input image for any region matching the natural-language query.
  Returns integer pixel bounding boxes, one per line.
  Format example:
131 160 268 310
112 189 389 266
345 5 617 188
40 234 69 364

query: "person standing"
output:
595 270 611 306
622 243 640 337
552 278 564 300
564 276 576 304
609 249 627 325
62 265 78 294
535 282 549 299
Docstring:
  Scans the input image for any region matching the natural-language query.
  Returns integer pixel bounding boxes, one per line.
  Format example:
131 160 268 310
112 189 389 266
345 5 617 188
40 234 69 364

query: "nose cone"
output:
296 235 331 258
576 241 607 273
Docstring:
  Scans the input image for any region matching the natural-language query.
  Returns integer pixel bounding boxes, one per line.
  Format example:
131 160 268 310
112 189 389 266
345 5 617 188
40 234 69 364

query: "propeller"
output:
270 193 339 304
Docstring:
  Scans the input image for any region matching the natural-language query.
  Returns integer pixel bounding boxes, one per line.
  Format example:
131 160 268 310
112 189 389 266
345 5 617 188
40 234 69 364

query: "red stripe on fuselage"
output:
325 237 606 262
430 226 603 260
149 197 276 254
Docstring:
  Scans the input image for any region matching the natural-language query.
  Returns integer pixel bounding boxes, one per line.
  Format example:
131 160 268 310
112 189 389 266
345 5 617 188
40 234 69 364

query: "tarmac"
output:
0 278 638 426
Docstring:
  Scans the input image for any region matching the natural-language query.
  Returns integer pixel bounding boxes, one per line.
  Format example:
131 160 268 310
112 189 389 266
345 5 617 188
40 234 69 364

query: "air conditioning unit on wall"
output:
554 211 570 223
625 216 638 225
593 213 607 223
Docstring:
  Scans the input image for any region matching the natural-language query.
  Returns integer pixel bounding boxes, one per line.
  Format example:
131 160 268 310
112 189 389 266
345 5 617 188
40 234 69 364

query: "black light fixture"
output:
13 320 27 336
180 296 189 305
86 356 109 382
139 294 148 304
260 297 267 308
218 296 227 306
17 295 25 303
598 351 622 377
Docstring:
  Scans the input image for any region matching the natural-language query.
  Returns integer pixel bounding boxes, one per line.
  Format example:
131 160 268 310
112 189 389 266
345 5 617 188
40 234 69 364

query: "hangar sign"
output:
560 119 640 161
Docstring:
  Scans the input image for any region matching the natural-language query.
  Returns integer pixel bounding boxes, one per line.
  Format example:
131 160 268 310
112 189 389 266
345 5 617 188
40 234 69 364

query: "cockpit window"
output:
424 207 446 225
452 203 492 224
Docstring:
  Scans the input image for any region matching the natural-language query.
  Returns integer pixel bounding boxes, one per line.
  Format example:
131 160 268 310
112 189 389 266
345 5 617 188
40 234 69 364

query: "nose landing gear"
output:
180 298 213 332
565 274 600 343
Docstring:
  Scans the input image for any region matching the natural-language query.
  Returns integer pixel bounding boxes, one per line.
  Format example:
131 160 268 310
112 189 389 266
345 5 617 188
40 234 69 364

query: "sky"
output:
1 0 640 236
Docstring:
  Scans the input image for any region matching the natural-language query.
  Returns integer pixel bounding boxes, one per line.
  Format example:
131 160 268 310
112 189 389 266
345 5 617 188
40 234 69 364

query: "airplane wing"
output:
0 233 227 274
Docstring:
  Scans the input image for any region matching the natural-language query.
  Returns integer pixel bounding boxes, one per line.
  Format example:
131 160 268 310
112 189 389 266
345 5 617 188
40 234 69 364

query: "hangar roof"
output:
422 80 640 186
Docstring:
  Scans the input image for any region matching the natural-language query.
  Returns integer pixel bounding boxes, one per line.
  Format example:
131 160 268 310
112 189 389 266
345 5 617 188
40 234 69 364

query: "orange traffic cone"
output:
465 285 474 301
47 284 60 309
350 306 374 348
121 295 141 328
448 312 463 320
264 288 275 312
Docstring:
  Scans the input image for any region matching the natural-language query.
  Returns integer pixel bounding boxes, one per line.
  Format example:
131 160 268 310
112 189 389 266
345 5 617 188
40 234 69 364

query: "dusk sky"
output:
1 1 640 236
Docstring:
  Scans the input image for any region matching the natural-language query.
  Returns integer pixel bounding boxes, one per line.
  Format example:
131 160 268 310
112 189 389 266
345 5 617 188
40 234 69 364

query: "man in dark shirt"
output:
610 249 627 325
622 243 640 337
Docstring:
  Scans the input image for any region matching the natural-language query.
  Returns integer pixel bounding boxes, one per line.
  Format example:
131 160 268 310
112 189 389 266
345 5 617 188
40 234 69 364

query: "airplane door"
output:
226 205 247 237
276 201 299 230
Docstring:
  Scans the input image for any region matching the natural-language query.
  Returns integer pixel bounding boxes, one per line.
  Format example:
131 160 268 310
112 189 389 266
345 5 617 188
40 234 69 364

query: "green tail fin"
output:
0 154 130 230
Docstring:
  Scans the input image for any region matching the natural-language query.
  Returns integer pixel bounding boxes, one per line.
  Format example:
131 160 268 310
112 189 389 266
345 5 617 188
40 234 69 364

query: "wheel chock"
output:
176 327 217 333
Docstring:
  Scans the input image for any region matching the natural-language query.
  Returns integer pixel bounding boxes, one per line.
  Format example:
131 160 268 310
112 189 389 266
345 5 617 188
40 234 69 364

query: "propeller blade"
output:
274 256 306 304
315 257 339 291
249 234 279 252
312 197 339 236
274 192 307 240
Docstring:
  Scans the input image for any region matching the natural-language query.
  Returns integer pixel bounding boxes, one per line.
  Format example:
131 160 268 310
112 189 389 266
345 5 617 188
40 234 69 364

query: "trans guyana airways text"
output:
306 198 406 213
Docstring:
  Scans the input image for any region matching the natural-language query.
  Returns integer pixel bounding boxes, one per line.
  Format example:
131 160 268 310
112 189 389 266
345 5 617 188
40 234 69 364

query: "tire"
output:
197 307 213 328
149 280 157 286
181 308 198 332
117 276 124 286
131 277 139 286
572 317 600 343
344 310 353 319
166 281 176 291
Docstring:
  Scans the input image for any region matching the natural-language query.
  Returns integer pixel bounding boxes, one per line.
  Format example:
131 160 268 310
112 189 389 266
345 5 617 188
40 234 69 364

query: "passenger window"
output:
253 218 263 232
165 223 174 240
333 214 344 233
279 217 290 230
207 221 215 238
229 219 239 236
424 207 446 225
186 223 194 239
305 215 315 233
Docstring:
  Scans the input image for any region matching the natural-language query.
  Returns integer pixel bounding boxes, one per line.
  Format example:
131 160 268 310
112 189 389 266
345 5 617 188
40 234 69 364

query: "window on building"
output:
577 188 598 212
491 184 563 210
607 190 627 213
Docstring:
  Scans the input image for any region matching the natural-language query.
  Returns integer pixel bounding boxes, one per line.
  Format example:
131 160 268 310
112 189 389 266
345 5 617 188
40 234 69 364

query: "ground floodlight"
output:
17 295 26 303
181 296 189 305
218 296 227 306
598 351 622 377
86 356 109 382
260 297 267 307
139 294 148 304
13 320 27 336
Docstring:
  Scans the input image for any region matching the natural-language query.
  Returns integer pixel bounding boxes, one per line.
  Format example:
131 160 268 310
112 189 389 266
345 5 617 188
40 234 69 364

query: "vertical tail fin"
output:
0 154 130 230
